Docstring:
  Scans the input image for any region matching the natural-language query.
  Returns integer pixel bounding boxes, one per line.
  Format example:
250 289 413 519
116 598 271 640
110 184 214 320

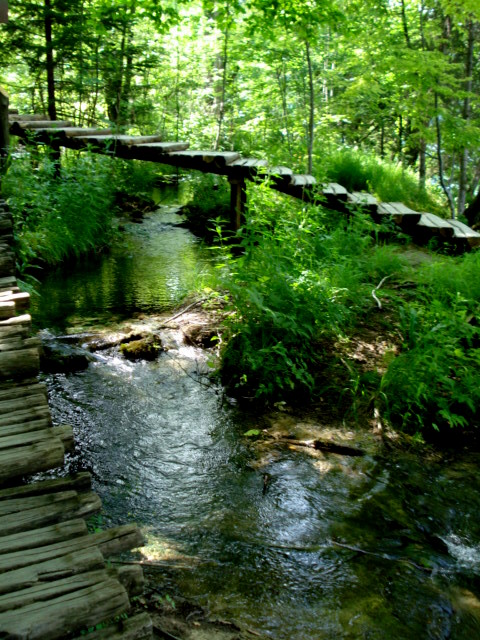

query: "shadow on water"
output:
35 202 480 639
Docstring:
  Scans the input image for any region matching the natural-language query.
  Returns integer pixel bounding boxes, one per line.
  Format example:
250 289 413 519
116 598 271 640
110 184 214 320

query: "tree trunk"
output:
419 137 426 189
0 87 9 167
213 12 230 151
305 40 314 175
44 0 57 121
457 20 475 217
435 92 455 218
464 189 480 228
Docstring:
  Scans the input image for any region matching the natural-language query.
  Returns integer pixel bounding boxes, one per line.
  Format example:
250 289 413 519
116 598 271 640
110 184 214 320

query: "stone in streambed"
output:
120 335 163 361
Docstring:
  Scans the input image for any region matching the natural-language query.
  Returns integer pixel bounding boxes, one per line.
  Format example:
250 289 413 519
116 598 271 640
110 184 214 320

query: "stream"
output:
32 192 480 639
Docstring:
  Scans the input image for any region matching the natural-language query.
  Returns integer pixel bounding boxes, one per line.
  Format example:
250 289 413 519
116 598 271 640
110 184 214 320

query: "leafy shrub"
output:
380 294 480 433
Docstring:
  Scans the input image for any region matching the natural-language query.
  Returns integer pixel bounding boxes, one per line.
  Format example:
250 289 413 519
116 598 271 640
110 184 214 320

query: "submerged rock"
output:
40 341 92 373
120 335 163 361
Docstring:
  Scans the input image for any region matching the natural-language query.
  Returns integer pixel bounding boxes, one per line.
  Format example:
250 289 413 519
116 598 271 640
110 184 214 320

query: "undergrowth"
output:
213 181 480 438
2 148 119 276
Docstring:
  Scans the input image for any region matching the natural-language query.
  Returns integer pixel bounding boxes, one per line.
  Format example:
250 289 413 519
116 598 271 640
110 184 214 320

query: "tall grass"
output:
323 149 444 215
2 149 121 274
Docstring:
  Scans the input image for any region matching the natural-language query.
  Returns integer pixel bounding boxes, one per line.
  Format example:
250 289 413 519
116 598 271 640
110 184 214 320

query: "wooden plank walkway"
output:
0 200 152 639
8 113 480 249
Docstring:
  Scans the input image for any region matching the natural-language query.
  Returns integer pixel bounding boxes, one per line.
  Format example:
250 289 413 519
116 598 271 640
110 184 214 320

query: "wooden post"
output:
0 87 9 177
229 176 246 231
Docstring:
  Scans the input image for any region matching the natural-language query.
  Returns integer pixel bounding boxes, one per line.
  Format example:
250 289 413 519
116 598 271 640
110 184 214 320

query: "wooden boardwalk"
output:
7 113 480 249
0 200 152 638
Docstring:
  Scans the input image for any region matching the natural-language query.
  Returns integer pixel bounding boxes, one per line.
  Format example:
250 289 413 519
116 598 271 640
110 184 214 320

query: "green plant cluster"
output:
214 183 480 437
324 149 443 216
215 183 401 401
380 253 480 433
2 148 119 275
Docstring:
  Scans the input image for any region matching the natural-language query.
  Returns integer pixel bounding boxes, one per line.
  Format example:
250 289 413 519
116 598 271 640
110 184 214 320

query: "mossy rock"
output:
120 336 163 361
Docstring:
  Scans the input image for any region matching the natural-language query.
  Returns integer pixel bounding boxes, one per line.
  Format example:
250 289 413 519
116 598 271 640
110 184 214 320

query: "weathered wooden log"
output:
0 576 129 640
0 216 13 236
0 417 51 438
0 276 16 291
0 472 91 502
112 565 145 597
347 191 379 215
0 252 14 279
70 612 153 640
0 568 110 612
0 312 31 327
375 202 422 227
0 426 62 452
0 393 48 417
0 290 30 311
0 403 50 428
0 381 47 402
0 524 144 573
0 489 101 534
8 114 47 122
283 438 365 457
0 336 41 353
0 437 64 485
0 346 39 381
52 425 75 452
0 519 87 555
0 545 106 595
18 119 74 130
0 300 14 319
0 490 80 518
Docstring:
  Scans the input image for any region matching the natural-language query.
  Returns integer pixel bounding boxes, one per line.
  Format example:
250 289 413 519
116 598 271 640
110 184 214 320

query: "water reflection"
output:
31 205 210 331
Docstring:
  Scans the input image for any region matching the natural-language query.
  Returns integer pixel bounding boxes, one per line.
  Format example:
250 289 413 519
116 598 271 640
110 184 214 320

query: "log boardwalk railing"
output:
0 200 152 638
7 111 480 249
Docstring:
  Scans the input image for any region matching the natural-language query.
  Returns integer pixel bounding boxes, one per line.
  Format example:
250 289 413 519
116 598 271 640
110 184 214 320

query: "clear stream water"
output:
32 192 480 639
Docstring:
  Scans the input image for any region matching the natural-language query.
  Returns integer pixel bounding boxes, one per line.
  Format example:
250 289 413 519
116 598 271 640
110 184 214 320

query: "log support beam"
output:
229 176 246 232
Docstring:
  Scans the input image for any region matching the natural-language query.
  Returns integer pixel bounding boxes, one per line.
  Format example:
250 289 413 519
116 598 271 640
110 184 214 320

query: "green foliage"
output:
1 148 118 273
324 149 443 215
215 183 403 402
112 159 160 201
380 253 480 434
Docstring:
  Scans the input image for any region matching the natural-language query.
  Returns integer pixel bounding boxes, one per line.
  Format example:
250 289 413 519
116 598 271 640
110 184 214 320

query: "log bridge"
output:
0 201 152 637
5 108 480 249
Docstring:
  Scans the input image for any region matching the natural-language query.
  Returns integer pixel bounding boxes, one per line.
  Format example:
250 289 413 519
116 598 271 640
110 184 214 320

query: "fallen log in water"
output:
282 438 365 457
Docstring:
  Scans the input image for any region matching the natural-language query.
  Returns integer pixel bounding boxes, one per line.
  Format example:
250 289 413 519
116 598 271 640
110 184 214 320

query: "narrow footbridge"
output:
0 200 152 638
7 113 480 249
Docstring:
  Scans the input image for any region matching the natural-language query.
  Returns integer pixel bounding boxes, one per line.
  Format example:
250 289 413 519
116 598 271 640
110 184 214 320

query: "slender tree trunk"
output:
214 13 230 150
419 137 426 189
400 0 411 48
0 87 9 178
275 57 292 156
435 92 455 217
44 0 57 121
457 20 475 217
305 40 314 175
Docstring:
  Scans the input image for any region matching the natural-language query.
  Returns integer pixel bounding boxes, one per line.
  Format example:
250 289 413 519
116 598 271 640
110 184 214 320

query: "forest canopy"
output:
0 0 479 221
